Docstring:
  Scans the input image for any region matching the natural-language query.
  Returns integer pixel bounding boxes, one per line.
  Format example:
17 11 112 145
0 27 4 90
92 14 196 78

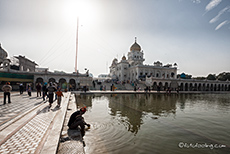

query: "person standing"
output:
69 84 73 91
56 88 64 107
157 85 160 93
19 83 23 94
42 83 47 101
36 83 42 97
2 82 12 104
47 82 56 108
53 82 58 100
27 84 32 96
111 84 113 91
93 81 95 89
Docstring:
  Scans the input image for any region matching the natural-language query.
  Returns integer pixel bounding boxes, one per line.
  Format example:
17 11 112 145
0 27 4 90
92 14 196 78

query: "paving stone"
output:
0 92 84 154
0 93 43 127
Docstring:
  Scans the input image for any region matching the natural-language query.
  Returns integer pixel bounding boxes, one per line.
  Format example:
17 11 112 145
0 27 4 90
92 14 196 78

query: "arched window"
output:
48 78 56 83
36 77 44 84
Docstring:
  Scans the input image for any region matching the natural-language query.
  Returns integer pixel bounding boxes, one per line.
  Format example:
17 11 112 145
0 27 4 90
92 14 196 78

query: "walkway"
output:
0 92 85 154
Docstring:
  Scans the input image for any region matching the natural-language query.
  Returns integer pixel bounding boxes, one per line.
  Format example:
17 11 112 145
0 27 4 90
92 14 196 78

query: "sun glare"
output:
63 0 96 25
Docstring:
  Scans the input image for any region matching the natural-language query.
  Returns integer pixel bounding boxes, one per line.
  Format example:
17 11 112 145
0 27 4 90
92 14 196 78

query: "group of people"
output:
39 83 91 138
41 82 64 108
2 81 90 139
1 81 64 108
34 82 91 138
25 82 63 108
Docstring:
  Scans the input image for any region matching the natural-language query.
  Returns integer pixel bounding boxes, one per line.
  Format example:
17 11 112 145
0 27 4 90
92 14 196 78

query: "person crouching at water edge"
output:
67 107 90 137
56 88 64 107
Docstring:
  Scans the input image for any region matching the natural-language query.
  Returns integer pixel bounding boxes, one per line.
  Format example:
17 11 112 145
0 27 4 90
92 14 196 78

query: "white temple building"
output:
109 38 177 82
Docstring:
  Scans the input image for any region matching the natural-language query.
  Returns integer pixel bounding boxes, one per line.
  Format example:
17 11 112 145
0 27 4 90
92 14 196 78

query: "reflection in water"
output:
75 94 230 154
108 94 177 134
76 94 178 134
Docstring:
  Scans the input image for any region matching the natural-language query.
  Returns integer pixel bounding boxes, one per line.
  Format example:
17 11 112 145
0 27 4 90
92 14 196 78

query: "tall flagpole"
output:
75 16 79 73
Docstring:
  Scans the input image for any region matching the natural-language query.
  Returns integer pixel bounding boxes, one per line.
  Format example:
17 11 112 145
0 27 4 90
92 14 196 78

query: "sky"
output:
0 0 230 77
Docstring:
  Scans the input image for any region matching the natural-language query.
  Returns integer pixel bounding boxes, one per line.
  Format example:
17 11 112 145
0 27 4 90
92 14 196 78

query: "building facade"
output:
109 38 177 82
0 43 92 91
145 78 230 91
14 55 37 72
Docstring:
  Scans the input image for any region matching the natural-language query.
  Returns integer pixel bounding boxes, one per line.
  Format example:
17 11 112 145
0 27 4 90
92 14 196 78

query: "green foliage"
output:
179 72 230 81
194 77 206 80
217 72 230 81
207 74 216 80
206 72 230 81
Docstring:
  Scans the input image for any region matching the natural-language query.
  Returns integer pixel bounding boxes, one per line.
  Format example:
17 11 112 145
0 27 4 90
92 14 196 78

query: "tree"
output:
194 77 206 80
217 72 230 81
207 74 216 80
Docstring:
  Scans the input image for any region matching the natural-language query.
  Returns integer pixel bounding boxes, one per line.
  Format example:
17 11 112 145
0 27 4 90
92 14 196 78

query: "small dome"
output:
112 58 118 66
122 55 126 60
130 37 141 52
112 58 118 63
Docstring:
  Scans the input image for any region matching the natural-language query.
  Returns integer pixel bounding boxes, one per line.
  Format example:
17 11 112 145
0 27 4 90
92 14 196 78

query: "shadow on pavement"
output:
51 106 61 112
60 129 85 146
34 101 43 106
37 106 50 114
29 97 38 99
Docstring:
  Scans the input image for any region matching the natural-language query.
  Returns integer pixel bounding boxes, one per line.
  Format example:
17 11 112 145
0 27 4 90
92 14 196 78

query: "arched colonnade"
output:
35 76 79 91
151 80 230 91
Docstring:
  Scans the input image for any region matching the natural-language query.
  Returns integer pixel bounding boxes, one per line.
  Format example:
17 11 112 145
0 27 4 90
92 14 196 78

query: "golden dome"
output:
130 37 141 51
122 55 126 60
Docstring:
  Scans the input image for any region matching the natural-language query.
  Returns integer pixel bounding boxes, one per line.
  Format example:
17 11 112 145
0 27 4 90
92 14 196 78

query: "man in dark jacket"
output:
47 82 56 108
19 83 23 94
36 83 42 97
42 83 47 101
68 107 90 137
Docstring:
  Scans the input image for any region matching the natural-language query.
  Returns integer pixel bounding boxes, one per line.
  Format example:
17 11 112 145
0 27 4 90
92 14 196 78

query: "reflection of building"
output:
109 38 177 82
75 95 93 108
107 95 142 134
0 43 92 90
108 94 177 134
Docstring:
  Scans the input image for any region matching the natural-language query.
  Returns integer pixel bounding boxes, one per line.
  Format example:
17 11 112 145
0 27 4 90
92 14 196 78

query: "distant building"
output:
14 55 37 72
109 38 177 82
0 43 92 91
0 44 11 70
109 38 230 91
35 67 49 73
96 74 111 82
98 74 109 78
